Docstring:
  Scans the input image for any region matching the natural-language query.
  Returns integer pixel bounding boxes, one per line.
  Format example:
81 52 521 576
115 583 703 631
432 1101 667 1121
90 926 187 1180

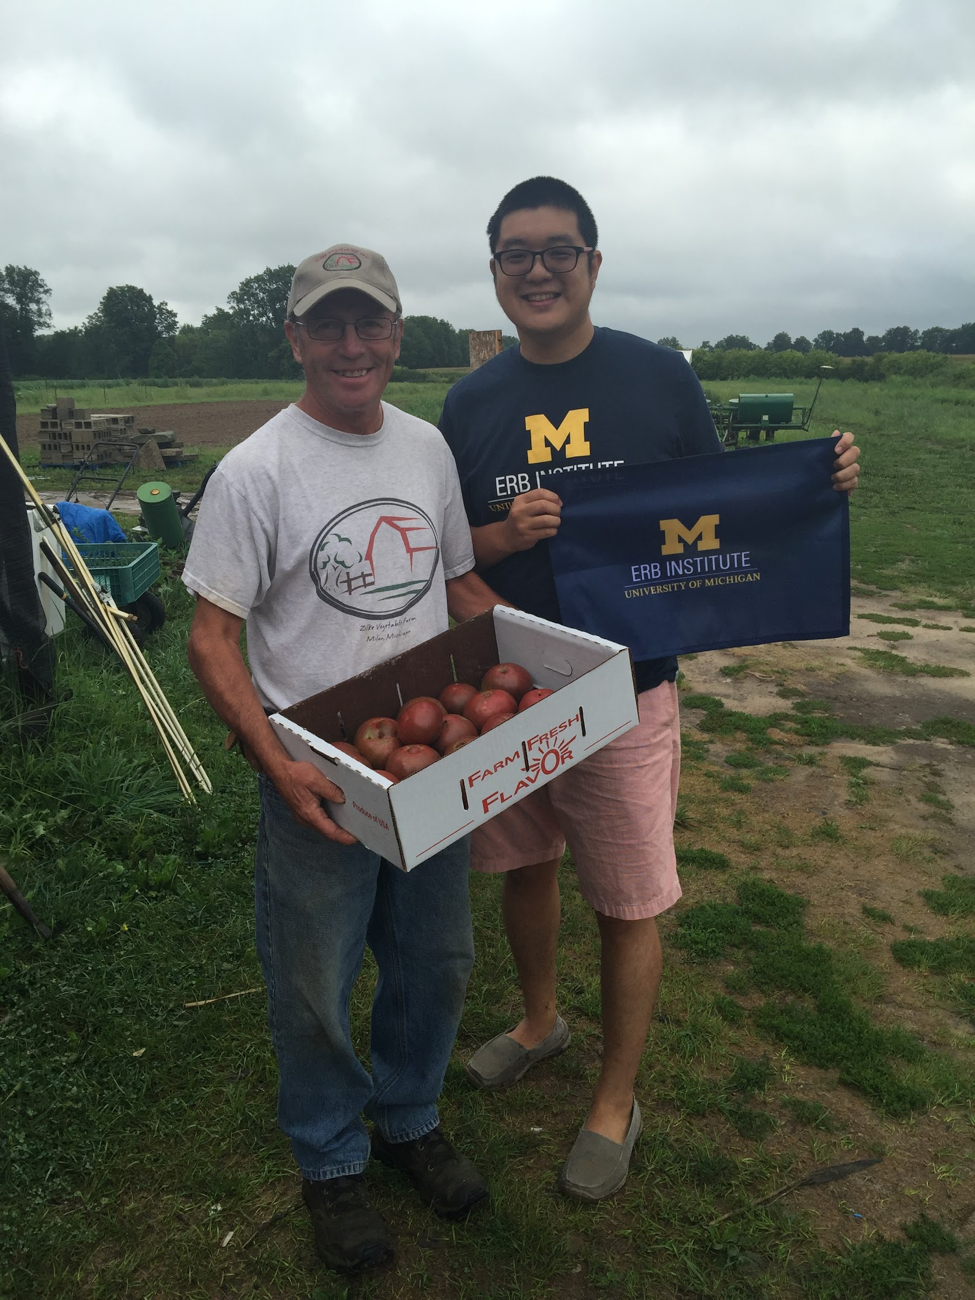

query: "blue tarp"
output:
56 501 127 545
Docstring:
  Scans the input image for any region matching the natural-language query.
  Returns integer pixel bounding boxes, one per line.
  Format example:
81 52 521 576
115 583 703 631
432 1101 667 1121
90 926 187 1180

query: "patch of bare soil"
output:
676 592 974 1296
24 400 292 515
17 400 289 453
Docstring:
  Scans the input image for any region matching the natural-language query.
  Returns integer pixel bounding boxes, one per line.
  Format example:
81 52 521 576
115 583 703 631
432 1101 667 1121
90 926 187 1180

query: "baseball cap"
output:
287 245 401 318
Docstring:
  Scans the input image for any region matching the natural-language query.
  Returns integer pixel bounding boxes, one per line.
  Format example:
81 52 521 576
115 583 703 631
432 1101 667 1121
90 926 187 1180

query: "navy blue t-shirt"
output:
439 327 722 692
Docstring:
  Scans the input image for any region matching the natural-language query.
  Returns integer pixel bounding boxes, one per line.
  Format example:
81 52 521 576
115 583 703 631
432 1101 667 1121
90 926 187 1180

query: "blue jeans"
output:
254 775 475 1180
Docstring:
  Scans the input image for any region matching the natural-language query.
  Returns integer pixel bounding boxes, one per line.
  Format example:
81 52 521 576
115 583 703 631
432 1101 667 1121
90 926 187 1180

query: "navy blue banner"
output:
547 438 849 659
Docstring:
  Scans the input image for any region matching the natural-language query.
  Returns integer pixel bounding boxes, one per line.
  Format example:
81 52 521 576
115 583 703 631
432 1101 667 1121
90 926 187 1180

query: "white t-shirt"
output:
183 402 475 710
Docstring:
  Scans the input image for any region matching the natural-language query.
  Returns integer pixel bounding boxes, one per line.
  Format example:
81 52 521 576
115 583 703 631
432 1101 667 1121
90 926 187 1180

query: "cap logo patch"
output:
323 251 362 271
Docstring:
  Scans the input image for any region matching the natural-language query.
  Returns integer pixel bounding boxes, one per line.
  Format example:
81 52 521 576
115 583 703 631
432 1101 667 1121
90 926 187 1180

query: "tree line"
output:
0 265 510 380
659 323 975 356
1 262 971 380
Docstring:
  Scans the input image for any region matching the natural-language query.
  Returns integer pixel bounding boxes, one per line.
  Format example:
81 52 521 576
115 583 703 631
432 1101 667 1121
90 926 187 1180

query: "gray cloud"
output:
3 0 972 347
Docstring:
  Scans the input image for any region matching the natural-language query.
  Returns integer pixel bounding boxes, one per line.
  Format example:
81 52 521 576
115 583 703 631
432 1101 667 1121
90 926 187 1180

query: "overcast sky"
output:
2 0 973 348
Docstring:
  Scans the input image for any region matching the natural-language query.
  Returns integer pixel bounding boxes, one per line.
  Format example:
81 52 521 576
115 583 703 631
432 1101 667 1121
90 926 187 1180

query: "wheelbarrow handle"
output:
178 464 219 518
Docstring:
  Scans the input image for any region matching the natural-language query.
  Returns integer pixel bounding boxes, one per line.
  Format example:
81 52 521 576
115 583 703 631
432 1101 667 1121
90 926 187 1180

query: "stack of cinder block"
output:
38 403 76 465
38 398 88 465
70 412 138 464
38 397 138 468
37 396 198 469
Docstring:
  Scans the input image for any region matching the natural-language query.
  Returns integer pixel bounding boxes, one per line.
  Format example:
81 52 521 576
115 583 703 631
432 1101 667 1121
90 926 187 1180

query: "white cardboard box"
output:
269 606 639 870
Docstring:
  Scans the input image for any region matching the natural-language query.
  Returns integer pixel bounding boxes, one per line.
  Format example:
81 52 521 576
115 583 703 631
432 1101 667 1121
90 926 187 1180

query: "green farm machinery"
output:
708 367 833 448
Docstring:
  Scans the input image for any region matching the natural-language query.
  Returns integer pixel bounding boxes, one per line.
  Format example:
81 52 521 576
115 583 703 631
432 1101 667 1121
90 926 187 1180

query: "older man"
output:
440 177 861 1202
184 246 500 1273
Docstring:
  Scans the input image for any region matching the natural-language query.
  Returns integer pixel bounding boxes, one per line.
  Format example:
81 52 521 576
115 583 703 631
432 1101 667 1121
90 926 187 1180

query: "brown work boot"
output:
371 1126 488 1219
301 1175 392 1273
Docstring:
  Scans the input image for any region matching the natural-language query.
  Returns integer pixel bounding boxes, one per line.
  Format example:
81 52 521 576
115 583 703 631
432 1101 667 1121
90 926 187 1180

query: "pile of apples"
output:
334 662 553 782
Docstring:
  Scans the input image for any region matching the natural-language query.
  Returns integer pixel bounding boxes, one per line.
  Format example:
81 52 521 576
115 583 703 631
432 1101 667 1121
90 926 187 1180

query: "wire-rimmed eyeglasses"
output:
296 316 398 342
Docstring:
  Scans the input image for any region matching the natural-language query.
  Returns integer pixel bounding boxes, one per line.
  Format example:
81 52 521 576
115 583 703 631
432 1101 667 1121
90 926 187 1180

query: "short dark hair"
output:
487 177 598 254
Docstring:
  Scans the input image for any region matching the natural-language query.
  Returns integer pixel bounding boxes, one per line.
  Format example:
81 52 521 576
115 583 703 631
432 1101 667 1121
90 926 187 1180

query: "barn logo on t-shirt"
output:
308 498 441 618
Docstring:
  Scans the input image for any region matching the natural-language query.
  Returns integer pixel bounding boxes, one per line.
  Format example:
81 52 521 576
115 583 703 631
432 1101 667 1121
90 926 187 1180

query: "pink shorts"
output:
470 681 682 920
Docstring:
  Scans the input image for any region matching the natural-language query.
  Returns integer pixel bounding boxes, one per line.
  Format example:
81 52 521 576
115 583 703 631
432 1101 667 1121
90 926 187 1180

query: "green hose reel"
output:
136 481 185 550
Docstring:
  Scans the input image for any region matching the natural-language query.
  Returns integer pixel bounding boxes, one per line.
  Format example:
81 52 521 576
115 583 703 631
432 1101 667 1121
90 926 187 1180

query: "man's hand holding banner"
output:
548 438 850 660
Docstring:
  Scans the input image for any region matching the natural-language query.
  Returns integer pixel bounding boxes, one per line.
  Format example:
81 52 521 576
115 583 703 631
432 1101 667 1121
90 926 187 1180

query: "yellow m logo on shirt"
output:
525 409 591 464
659 514 721 555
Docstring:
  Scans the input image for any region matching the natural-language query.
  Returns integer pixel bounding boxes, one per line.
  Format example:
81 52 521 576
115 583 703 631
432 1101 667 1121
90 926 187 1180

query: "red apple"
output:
397 696 447 745
331 741 363 761
439 681 478 714
354 716 400 767
517 688 554 712
481 661 533 702
435 713 478 755
464 689 517 730
386 744 441 780
418 694 446 714
374 769 400 785
480 711 515 734
445 736 478 755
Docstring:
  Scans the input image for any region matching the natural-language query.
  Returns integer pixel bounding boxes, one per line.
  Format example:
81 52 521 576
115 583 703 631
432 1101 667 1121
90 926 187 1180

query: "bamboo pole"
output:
38 536 196 801
44 533 206 797
3 433 210 798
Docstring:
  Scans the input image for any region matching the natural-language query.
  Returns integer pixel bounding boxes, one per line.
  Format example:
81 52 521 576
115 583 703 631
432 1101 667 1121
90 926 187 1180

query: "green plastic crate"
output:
72 541 161 604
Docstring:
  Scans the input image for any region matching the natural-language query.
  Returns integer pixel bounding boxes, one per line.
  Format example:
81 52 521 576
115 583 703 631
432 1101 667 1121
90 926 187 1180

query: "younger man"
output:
440 177 860 1201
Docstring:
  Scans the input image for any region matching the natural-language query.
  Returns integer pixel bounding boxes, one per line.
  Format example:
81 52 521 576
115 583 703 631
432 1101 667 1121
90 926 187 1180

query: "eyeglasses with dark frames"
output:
296 316 398 342
494 245 594 277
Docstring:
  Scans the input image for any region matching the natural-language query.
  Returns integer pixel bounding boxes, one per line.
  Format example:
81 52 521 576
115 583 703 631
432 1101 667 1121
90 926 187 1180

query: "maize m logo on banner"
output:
547 439 849 660
659 514 720 555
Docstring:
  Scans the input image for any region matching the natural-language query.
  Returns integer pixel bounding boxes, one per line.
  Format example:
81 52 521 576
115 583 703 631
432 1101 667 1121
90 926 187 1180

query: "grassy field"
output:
14 378 308 409
11 372 464 415
2 374 974 1298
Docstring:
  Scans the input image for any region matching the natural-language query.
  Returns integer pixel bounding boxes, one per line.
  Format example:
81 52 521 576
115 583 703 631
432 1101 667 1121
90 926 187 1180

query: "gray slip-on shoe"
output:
465 1016 571 1090
557 1099 643 1202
